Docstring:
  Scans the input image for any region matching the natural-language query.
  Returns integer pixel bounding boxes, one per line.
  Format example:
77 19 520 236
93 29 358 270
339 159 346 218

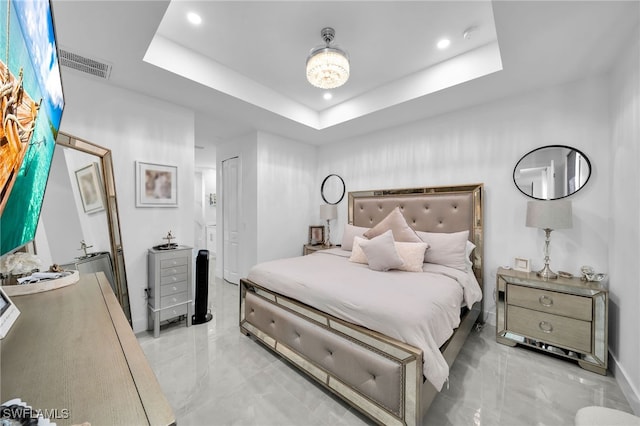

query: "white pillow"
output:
358 230 404 272
416 230 469 271
349 237 368 264
341 224 369 251
465 240 476 270
363 207 422 243
395 241 429 272
351 237 428 273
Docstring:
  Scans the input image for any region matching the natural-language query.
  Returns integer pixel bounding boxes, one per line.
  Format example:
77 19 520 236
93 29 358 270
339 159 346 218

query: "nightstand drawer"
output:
160 304 188 322
160 281 188 297
507 284 592 321
160 265 188 277
160 256 189 269
160 273 188 286
160 291 190 308
507 305 591 353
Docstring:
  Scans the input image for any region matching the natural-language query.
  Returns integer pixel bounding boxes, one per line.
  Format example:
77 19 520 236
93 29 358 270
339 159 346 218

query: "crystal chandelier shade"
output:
306 27 350 89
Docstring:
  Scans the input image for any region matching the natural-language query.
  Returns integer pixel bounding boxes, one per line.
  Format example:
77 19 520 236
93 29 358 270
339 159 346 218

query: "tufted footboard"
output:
239 279 480 425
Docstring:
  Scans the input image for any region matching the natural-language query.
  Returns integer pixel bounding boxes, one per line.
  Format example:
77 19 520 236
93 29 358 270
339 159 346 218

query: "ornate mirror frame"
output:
56 132 131 323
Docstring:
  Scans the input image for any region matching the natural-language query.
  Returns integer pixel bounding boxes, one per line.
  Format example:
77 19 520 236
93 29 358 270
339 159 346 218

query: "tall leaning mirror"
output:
38 132 131 323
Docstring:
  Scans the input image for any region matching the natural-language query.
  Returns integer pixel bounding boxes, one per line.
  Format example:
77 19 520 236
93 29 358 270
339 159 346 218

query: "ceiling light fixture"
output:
306 27 350 89
187 12 202 25
323 92 333 100
437 38 451 49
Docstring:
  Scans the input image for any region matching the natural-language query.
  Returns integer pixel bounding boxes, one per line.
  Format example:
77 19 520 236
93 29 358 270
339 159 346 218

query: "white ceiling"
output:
52 1 638 146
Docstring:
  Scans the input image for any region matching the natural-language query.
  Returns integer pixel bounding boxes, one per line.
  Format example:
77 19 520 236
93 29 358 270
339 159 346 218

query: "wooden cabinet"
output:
496 267 608 375
1 272 175 425
147 246 193 337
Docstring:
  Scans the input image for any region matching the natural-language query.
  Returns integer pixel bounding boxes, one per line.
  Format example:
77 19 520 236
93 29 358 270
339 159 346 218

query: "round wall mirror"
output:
513 145 591 200
321 174 345 205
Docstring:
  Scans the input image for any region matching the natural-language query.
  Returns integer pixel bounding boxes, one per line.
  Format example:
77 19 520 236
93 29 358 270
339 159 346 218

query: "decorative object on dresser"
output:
496 267 608 375
147 245 193 337
526 200 572 279
308 225 324 246
319 204 338 246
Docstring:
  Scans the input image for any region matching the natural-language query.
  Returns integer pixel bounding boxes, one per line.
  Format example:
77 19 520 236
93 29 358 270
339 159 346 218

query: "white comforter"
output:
247 248 482 391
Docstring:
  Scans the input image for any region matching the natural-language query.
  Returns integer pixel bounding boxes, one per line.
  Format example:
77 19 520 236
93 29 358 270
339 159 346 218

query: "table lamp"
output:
526 200 573 279
320 204 338 247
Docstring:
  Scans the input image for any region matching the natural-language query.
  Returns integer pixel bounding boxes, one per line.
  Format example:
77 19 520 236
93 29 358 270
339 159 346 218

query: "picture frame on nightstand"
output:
513 257 531 272
308 226 324 246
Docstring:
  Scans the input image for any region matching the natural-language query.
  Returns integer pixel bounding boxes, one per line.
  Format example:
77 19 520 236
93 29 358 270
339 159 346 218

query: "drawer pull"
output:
538 321 553 333
539 295 554 307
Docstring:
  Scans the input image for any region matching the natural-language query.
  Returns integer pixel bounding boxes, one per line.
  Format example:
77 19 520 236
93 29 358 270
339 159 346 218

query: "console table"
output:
0 272 175 425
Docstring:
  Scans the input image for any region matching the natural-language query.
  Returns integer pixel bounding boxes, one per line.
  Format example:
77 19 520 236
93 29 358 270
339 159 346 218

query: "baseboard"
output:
610 353 640 415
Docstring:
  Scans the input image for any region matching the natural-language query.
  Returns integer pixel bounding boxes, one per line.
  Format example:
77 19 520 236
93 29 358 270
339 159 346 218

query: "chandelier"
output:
306 27 350 89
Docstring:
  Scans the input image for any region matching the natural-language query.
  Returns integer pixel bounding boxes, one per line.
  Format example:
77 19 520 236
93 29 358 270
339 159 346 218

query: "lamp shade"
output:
526 200 573 230
320 204 337 221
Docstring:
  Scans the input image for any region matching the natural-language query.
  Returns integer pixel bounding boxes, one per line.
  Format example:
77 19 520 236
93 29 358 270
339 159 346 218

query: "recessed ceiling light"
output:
187 12 202 25
323 92 333 100
437 38 450 50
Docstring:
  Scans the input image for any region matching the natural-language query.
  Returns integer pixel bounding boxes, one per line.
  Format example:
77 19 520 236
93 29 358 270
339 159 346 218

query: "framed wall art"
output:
136 161 178 207
75 163 105 214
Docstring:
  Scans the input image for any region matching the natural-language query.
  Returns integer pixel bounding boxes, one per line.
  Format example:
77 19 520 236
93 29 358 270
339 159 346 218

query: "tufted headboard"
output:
348 184 484 289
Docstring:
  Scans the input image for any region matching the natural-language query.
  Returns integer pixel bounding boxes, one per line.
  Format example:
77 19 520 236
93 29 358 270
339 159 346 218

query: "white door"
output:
222 157 240 284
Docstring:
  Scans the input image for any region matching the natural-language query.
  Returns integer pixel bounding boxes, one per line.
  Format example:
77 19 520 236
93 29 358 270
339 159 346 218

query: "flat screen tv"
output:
0 0 64 256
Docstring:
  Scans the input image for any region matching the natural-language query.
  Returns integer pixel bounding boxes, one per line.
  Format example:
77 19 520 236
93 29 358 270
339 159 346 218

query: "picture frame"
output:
136 161 178 207
75 163 105 214
514 257 531 272
308 225 325 246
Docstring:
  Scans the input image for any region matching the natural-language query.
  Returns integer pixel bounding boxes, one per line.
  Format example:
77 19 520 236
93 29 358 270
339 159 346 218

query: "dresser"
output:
1 272 175 425
147 246 193 337
496 267 608 374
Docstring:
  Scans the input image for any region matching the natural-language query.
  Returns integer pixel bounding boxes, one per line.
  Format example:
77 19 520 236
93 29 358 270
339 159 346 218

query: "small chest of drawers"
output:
496 267 608 375
147 246 193 337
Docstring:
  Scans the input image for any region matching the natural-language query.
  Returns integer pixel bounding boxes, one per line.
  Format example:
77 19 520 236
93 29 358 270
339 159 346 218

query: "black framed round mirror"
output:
321 174 345 205
513 145 591 200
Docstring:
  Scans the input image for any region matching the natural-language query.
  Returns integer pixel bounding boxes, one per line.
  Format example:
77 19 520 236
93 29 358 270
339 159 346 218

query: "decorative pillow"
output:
465 240 476 270
349 237 368 264
341 224 369 251
394 241 429 272
416 230 469 271
358 230 404 272
363 207 422 243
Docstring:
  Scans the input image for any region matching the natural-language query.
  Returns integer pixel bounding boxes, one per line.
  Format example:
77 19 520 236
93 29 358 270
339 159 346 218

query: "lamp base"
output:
536 264 558 279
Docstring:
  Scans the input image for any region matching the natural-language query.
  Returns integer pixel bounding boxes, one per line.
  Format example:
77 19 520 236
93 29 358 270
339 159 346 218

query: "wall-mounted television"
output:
0 0 64 256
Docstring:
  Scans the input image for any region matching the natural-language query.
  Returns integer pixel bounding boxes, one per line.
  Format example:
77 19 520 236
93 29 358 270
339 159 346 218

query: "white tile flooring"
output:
138 266 634 425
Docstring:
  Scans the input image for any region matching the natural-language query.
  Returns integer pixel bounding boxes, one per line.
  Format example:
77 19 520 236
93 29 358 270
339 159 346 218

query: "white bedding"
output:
247 248 482 391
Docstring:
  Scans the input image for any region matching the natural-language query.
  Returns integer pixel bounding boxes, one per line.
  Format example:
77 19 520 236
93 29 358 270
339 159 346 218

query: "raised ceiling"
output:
53 1 638 145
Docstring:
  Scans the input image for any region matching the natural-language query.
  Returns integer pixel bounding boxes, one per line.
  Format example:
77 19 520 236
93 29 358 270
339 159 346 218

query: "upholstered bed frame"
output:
239 184 483 425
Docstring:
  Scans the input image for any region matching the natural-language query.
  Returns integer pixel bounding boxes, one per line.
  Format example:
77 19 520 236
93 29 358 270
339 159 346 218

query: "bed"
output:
239 184 484 425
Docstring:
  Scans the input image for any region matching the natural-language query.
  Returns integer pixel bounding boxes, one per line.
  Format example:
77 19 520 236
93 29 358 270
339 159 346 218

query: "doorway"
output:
222 157 240 284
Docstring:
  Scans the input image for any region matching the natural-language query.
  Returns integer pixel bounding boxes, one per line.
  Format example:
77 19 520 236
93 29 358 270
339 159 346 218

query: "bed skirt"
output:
239 278 481 426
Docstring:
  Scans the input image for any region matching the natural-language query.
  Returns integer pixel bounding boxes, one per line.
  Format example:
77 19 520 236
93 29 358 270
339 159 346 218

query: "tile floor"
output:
138 269 634 426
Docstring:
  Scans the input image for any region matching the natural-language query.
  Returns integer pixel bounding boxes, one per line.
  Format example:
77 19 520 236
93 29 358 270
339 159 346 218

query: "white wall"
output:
317 75 612 325
58 72 195 333
256 132 317 262
609 23 640 413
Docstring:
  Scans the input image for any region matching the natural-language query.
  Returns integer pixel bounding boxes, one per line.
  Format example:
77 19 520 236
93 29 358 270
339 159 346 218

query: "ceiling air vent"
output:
59 49 112 79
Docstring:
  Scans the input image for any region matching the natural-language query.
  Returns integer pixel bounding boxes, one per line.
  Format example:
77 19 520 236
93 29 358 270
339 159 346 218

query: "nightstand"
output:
496 267 608 374
303 244 335 255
